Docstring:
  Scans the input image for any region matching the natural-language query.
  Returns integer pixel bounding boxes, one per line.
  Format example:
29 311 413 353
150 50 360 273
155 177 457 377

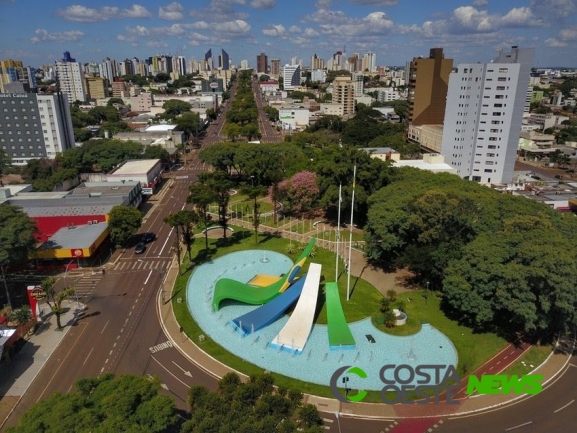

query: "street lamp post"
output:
63 259 75 288
72 274 83 308
425 280 430 305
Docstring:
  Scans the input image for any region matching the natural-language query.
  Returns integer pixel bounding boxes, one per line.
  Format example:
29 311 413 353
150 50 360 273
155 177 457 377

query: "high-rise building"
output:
257 52 268 73
205 49 214 71
311 54 324 70
0 92 75 164
176 55 187 76
1 59 37 93
55 51 87 103
441 46 534 184
99 58 117 83
332 76 355 118
85 77 107 100
219 49 230 70
362 51 376 73
240 60 249 70
353 72 364 97
407 48 453 126
270 58 281 76
282 64 300 91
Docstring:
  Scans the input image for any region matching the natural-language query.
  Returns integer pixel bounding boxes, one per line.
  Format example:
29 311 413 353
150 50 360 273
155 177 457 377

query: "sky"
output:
1 0 577 69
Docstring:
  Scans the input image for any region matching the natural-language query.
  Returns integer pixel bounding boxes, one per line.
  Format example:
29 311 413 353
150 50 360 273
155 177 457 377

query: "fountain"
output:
251 323 255 334
338 353 344 363
307 349 312 360
260 251 269 263
354 352 360 362
323 353 328 362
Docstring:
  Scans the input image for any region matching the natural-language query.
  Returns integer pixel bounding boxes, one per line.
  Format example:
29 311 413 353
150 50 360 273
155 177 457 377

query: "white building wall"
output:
441 47 533 184
36 94 75 158
56 61 87 103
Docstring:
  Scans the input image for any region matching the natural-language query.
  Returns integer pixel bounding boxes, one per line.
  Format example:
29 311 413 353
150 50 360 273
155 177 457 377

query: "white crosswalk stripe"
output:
113 260 169 272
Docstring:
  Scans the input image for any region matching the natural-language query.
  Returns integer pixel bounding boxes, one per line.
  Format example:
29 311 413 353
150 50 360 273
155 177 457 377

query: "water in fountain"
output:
278 344 284 354
261 251 269 263
323 353 328 362
338 353 344 363
251 323 255 334
307 350 312 360
354 352 360 362
369 351 373 362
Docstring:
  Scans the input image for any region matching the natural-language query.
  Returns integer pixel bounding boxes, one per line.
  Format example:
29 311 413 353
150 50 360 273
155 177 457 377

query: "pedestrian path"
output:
112 259 170 272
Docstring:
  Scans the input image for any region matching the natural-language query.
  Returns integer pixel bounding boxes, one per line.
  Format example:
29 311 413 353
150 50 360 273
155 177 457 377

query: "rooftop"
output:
109 159 160 176
37 222 108 251
145 124 177 132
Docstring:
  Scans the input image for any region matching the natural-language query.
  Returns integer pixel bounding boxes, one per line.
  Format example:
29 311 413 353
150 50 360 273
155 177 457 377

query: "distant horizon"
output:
2 1 577 70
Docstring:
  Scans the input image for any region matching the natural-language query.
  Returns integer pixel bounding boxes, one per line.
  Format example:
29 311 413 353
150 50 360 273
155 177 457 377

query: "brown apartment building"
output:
407 48 453 125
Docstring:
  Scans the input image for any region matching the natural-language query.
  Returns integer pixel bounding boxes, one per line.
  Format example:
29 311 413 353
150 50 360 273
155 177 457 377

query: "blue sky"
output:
1 0 576 69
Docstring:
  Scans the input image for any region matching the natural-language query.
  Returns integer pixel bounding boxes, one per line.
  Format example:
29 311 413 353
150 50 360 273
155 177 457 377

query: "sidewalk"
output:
157 242 575 420
0 302 81 429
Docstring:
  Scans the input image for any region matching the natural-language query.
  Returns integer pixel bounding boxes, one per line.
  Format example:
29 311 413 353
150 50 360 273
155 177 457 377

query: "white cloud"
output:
318 11 395 37
30 29 85 44
159 2 184 20
303 27 320 37
218 20 252 35
262 24 286 37
189 0 249 22
55 4 152 22
473 0 489 6
249 0 276 9
545 24 577 46
545 37 567 47
288 25 301 33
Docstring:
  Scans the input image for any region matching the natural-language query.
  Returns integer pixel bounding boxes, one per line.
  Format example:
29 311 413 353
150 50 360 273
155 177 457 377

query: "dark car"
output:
142 232 156 243
530 175 542 180
135 242 146 254
555 174 563 179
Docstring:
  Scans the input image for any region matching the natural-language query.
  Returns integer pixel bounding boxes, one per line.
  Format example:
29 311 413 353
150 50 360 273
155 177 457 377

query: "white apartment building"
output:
282 65 301 91
55 55 87 103
279 107 309 131
311 69 326 83
353 73 364 97
375 88 401 102
441 46 534 184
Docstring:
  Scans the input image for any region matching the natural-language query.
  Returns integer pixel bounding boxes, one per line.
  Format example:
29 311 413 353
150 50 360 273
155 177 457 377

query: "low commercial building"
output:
106 159 163 195
392 153 456 174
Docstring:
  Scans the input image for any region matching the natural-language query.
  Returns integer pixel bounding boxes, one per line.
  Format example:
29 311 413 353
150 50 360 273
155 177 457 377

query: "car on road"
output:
142 232 156 243
555 174 563 179
530 175 542 180
135 242 146 254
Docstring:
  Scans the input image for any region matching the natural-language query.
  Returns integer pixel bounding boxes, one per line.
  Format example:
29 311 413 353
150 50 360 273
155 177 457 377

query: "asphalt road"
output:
252 76 284 143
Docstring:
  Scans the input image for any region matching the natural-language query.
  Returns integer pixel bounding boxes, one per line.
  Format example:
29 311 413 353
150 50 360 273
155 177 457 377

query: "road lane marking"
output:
144 269 153 284
149 341 174 353
505 421 532 431
150 355 192 389
38 322 89 402
109 350 113 355
554 399 574 413
158 227 174 256
100 320 109 334
83 347 94 366
105 358 109 364
171 361 193 377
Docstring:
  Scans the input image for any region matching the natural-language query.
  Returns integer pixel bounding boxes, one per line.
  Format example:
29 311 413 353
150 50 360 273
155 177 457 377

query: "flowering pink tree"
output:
271 171 320 216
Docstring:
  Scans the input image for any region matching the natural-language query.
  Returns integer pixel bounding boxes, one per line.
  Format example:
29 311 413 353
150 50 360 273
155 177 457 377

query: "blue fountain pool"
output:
186 250 458 391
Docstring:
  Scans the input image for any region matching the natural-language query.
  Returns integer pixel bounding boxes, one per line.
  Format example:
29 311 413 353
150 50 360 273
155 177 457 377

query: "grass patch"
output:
500 345 553 377
173 227 509 401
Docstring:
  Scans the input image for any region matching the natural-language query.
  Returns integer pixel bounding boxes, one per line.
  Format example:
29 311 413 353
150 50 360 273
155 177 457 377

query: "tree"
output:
7 374 179 433
107 97 125 107
143 145 170 163
176 112 202 141
274 171 320 217
40 277 76 330
205 173 233 240
0 204 37 307
224 123 242 141
154 72 171 83
205 107 217 122
162 99 191 117
164 210 199 264
0 148 11 178
108 206 142 247
188 181 218 250
382 310 397 328
241 184 267 244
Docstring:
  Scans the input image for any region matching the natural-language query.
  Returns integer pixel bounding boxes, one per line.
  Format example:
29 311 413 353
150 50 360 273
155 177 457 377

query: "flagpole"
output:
347 165 356 302
335 183 342 281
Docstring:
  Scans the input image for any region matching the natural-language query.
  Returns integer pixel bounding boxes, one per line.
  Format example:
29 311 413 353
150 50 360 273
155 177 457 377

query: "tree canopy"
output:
108 206 142 247
181 373 323 433
7 374 179 433
0 204 37 269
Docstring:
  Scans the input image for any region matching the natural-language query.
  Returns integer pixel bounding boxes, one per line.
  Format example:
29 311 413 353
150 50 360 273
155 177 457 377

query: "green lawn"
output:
500 345 553 377
171 227 525 401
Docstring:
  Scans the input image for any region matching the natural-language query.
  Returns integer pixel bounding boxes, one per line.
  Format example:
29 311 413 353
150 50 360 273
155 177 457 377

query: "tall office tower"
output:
0 92 75 164
205 49 214 71
282 64 301 91
441 46 534 184
332 76 355 118
55 51 87 103
162 55 173 74
353 72 364 97
136 61 148 77
219 49 230 70
240 60 249 70
407 48 453 126
257 52 268 73
189 59 198 73
176 55 187 76
362 51 376 72
270 58 281 76
85 62 100 77
85 77 107 99
99 58 117 83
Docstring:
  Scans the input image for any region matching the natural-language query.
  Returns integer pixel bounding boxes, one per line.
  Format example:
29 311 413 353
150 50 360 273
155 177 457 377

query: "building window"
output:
499 68 508 73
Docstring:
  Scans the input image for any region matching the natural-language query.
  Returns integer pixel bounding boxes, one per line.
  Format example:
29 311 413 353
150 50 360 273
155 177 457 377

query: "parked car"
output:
142 232 156 243
555 175 563 179
135 242 146 254
530 175 542 180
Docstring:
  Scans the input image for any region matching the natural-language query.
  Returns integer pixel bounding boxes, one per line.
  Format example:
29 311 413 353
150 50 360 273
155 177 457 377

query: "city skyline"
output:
1 0 577 69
